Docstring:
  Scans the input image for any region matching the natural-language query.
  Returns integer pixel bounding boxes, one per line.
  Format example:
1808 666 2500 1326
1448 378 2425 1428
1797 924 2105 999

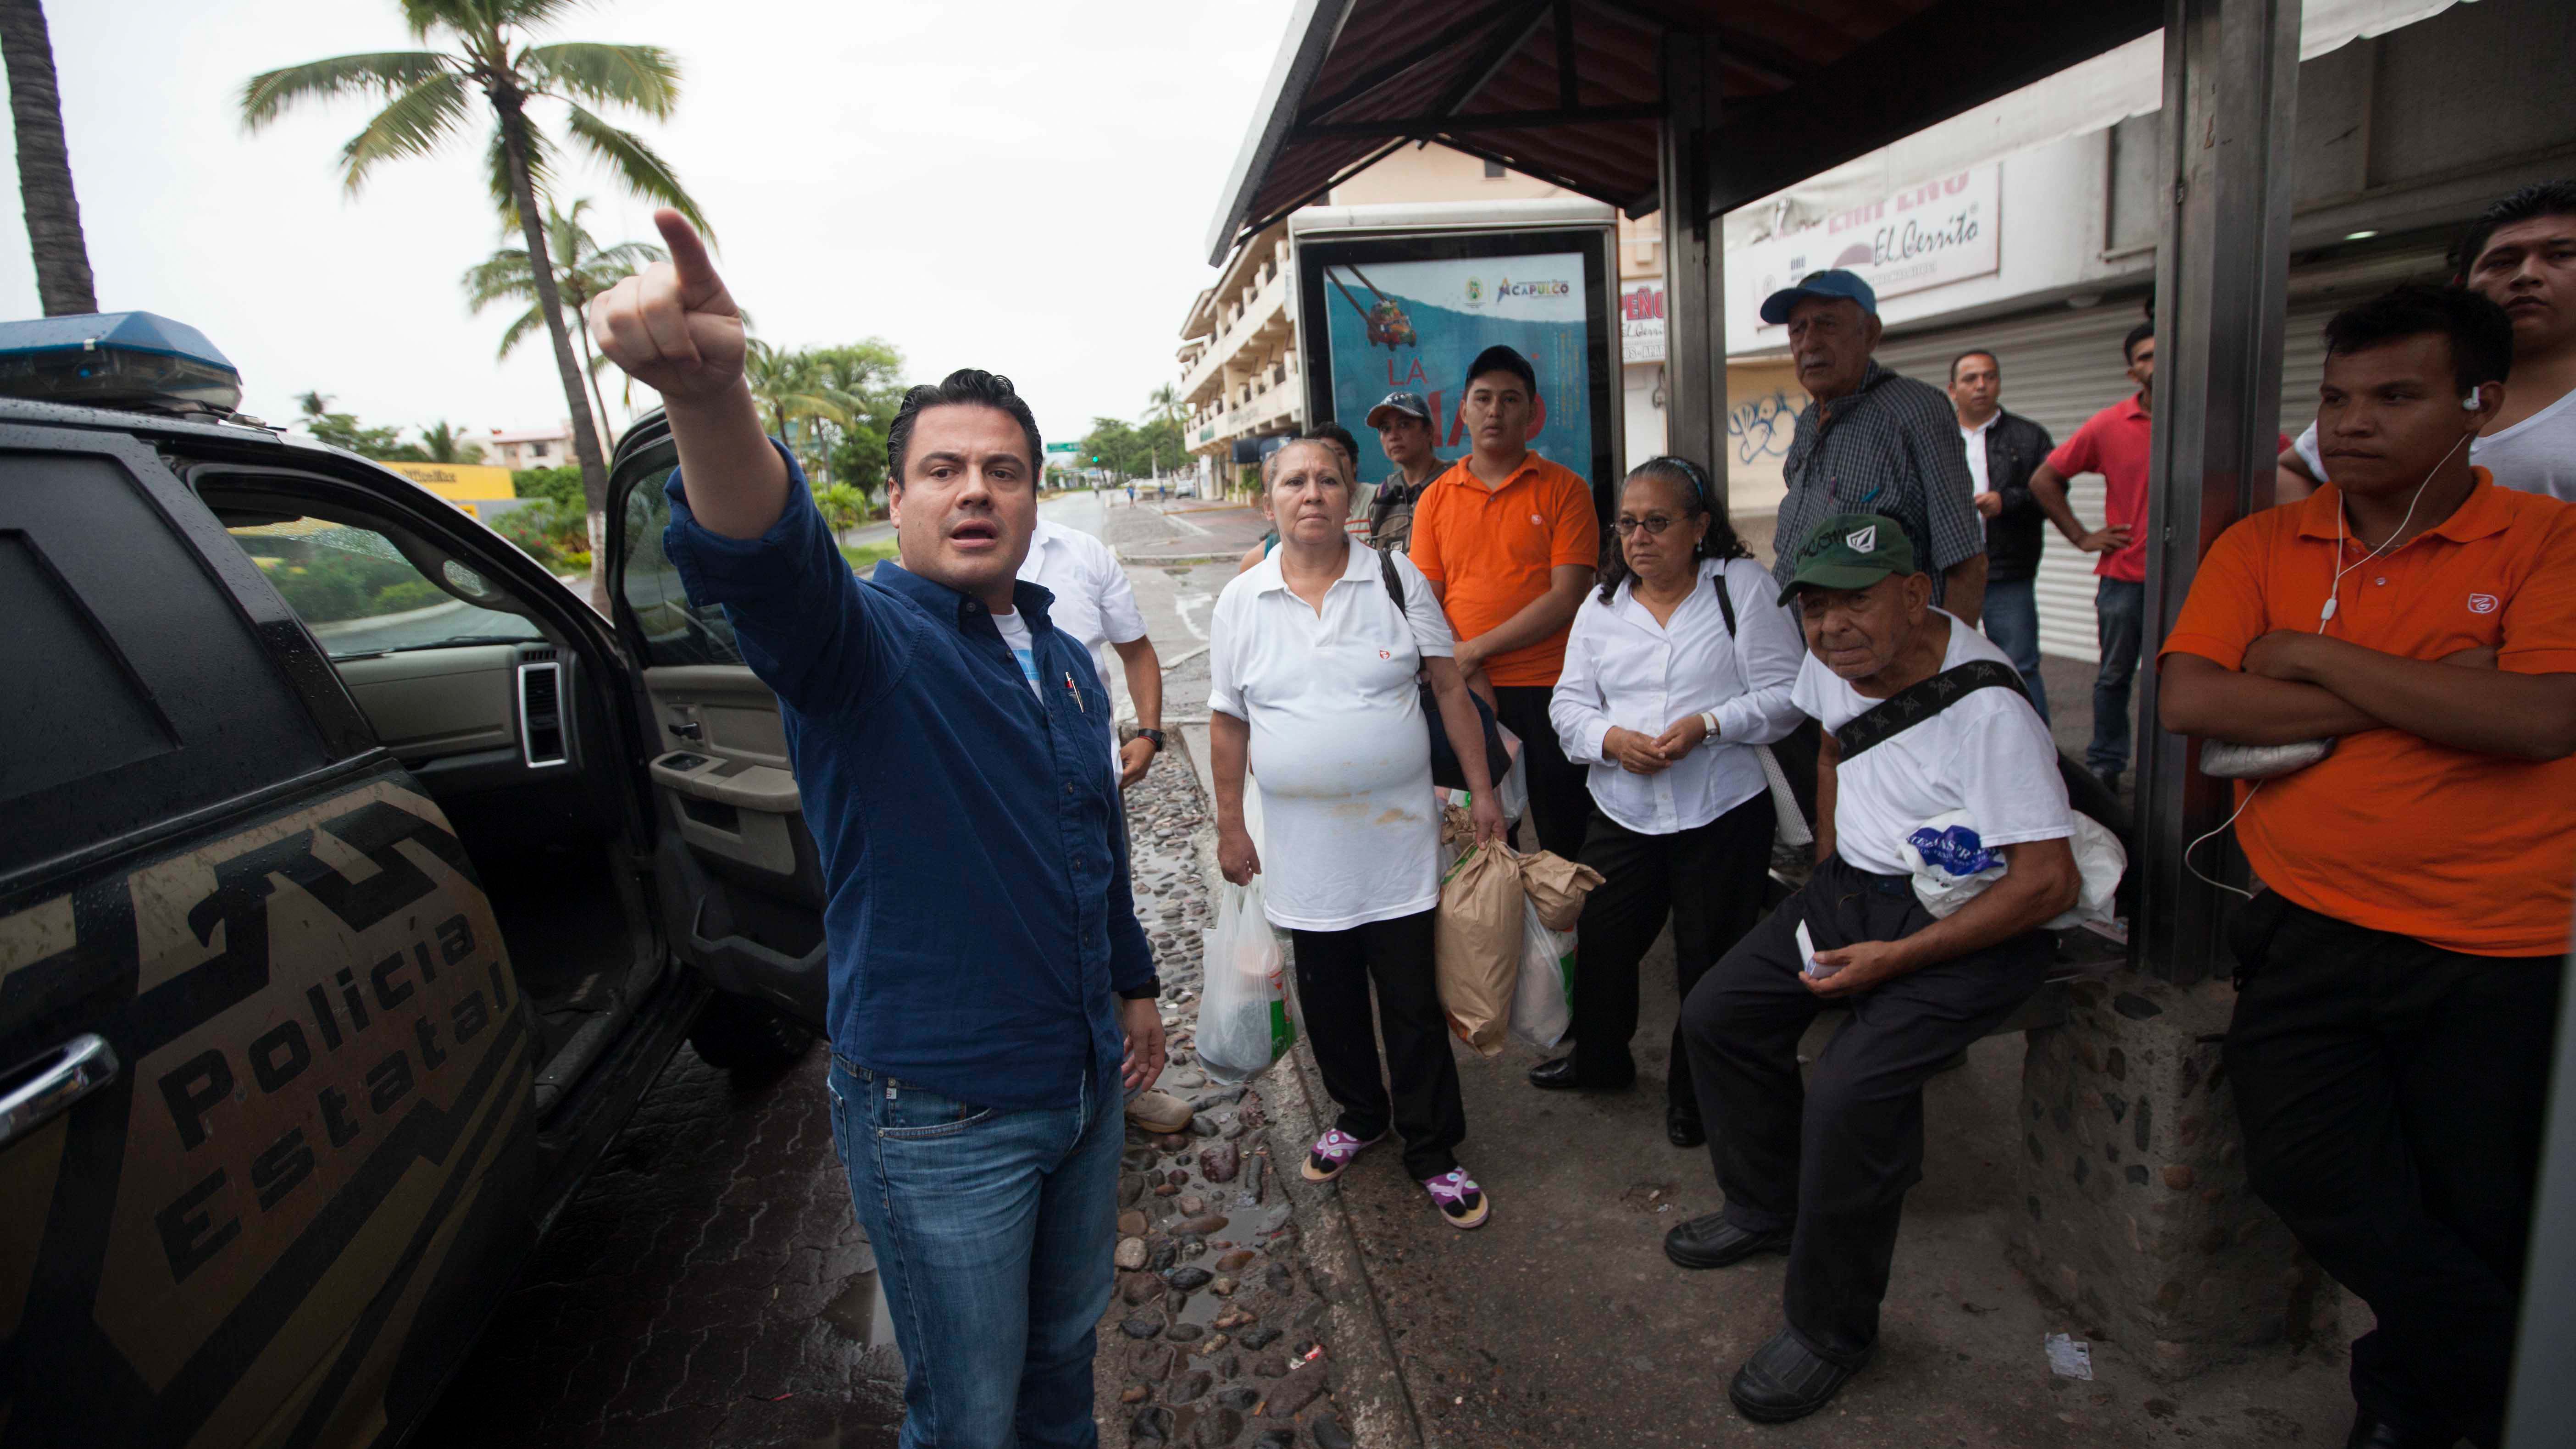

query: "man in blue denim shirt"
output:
592 212 1163 1449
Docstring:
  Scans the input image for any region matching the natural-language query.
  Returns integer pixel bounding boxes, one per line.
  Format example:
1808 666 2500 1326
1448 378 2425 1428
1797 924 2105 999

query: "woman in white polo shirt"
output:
1209 435 1506 1229
1535 457 1805 1148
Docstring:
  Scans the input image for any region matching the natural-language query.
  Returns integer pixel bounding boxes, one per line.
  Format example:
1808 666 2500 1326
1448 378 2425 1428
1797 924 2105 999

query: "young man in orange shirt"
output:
2160 284 2576 1449
1407 345 1601 859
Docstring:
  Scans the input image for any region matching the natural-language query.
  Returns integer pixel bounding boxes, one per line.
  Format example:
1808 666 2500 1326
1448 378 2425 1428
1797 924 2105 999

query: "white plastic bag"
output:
1509 899 1575 1051
1492 721 1529 823
1198 878 1294 1083
1900 810 2126 931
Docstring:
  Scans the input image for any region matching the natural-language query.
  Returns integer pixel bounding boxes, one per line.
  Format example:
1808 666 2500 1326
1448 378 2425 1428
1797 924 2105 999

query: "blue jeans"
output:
1980 577 2049 724
827 1056 1123 1449
2089 578 2145 777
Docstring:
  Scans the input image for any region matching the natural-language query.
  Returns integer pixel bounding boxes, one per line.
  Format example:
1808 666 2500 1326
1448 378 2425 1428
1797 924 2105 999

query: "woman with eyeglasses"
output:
1532 456 1804 1148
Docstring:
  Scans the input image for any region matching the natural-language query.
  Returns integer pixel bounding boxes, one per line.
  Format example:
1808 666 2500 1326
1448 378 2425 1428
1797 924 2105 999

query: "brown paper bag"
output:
1433 842 1526 1056
1515 848 1606 933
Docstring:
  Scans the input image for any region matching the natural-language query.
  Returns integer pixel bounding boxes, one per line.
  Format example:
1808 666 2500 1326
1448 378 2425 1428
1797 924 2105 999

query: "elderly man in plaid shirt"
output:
1765 271 1989 626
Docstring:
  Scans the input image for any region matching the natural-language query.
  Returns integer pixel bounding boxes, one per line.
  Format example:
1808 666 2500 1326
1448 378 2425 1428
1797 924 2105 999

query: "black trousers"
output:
1681 855 2050 1365
2224 893 2564 1447
1570 793 1777 1111
1493 685 1593 861
1289 909 1466 1180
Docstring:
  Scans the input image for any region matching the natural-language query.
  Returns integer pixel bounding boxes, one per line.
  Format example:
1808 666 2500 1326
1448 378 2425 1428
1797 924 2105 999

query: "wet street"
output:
412 1045 905 1449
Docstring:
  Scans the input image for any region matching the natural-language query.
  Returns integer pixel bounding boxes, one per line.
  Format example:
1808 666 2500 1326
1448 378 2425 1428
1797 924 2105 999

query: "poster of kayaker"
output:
1295 224 1619 504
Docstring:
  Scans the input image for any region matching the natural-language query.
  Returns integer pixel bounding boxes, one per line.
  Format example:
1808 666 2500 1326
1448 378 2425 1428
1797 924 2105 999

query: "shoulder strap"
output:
1377 547 1404 611
1833 659 2029 761
1710 565 1738 638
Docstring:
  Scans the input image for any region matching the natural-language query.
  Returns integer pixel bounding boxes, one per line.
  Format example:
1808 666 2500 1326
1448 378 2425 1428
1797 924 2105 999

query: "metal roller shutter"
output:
1875 307 2138 661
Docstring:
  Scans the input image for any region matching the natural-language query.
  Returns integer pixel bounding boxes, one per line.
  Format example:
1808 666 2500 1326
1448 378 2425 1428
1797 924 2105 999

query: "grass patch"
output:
840 540 900 573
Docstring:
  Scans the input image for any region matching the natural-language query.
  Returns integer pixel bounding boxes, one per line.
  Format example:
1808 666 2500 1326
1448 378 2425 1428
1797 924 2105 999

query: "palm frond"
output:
240 51 452 129
338 72 473 192
492 0 588 29
461 248 537 308
559 102 712 239
585 240 664 272
494 302 548 361
524 43 681 118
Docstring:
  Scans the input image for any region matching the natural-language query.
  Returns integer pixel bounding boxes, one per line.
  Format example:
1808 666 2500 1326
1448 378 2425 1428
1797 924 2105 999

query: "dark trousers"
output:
2088 578 2144 777
1571 793 1777 1111
2224 893 2564 1447
1681 855 2051 1364
1493 684 1593 861
1289 909 1466 1180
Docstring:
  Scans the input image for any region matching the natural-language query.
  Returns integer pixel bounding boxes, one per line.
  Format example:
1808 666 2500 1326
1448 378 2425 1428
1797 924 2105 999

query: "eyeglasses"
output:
1613 515 1686 536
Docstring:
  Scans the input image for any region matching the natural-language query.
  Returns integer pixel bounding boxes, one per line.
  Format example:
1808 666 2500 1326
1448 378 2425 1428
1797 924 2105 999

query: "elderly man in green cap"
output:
1664 512 2082 1425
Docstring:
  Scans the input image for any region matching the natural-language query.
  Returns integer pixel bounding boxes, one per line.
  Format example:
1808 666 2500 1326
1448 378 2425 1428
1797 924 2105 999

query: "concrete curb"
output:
1166 728 1426 1449
1115 549 1241 567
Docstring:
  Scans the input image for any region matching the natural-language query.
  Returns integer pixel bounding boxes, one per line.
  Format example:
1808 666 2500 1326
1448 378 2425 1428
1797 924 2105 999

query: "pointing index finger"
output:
653 209 728 310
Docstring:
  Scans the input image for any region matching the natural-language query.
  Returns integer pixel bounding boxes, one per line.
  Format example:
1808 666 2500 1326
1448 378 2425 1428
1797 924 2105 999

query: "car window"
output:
619 476 743 667
229 516 544 659
3 447 331 881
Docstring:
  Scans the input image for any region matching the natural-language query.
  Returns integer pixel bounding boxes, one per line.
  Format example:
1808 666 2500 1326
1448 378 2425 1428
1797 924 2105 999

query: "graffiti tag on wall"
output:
1727 390 1799 466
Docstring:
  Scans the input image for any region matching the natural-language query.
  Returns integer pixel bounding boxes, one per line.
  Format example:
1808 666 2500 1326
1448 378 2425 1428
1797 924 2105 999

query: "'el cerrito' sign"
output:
1740 167 2002 327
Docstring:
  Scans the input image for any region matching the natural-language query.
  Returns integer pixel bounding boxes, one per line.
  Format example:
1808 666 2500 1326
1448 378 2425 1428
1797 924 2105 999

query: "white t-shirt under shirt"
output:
992 609 1042 696
1960 412 1997 494
2290 387 2576 504
1207 537 1456 932
1790 609 2073 877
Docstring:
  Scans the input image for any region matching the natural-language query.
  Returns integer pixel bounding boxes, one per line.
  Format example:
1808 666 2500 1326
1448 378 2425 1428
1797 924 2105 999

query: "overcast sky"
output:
9 0 1299 450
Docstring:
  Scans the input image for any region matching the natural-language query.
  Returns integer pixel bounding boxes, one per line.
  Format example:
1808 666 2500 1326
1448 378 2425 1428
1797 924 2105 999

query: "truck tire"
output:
688 992 816 1073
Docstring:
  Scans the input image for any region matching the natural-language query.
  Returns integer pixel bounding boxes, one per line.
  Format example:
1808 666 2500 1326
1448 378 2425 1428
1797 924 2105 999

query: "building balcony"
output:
1181 265 1291 405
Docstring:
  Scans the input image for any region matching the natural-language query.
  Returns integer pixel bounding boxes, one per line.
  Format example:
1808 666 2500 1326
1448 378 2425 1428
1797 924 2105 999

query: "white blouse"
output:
1549 555 1804 835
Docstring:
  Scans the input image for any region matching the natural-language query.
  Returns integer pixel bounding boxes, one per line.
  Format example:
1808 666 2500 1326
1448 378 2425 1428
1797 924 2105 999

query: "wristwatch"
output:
1136 728 1166 753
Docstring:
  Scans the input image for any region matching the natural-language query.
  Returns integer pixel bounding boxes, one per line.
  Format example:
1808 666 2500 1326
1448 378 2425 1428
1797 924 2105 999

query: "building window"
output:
1482 159 1505 179
529 442 549 459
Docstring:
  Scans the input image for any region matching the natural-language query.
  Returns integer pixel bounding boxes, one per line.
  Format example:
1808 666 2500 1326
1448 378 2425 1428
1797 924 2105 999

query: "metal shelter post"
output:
2134 0 2301 980
1658 32 1725 507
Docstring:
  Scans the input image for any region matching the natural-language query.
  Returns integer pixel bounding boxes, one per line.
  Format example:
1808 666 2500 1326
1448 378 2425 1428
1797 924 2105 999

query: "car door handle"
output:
0 1034 120 1151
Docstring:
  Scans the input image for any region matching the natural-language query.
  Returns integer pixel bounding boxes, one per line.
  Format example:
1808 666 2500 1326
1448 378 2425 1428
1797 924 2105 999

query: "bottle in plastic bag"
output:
1197 878 1295 1083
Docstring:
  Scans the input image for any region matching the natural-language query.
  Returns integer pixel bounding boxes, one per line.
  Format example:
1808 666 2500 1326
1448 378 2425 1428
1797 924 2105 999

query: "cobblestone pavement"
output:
414 747 1357 1449
413 1046 903 1449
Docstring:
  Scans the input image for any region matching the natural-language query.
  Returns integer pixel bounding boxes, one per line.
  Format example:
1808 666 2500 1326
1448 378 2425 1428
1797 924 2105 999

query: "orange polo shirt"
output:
1406 453 1601 688
2160 471 2576 955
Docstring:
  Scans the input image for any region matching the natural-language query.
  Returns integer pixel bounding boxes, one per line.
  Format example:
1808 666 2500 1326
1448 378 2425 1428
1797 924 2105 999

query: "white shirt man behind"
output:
1018 516 1166 785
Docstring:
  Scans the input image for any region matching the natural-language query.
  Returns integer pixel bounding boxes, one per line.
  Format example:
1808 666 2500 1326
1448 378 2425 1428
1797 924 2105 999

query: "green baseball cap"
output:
1777 512 1918 604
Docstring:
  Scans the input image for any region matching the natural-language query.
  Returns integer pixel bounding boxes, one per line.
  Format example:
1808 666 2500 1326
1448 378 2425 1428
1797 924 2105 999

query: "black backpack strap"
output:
1378 546 1405 611
1710 565 1738 637
1833 659 2029 761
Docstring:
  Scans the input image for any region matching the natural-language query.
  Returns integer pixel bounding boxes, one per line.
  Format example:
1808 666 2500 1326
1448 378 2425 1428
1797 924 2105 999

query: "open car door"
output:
603 413 829 1037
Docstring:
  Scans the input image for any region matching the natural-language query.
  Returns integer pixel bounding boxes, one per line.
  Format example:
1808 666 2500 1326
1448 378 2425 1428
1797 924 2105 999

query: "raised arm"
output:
588 211 784 539
2030 461 2128 555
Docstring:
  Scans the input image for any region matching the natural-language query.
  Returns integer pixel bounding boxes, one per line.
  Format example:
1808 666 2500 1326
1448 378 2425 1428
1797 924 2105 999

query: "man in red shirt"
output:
2032 323 2289 793
1409 344 1601 858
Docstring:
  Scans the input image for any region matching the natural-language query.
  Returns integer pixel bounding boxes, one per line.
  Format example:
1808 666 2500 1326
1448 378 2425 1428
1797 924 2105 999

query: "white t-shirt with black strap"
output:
1791 609 2072 877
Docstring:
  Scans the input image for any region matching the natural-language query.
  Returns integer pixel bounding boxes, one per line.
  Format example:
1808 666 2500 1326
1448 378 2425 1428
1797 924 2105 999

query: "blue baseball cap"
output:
1759 268 1879 325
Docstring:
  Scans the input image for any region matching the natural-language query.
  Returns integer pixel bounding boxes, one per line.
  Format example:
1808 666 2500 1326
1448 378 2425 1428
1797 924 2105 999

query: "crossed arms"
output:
2160 636 2576 762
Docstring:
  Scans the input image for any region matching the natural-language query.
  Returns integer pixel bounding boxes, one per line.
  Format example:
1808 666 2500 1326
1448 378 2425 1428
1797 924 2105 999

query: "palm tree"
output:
743 339 855 481
420 419 485 464
242 0 711 609
462 196 661 448
1145 383 1184 427
294 389 334 422
0 0 94 315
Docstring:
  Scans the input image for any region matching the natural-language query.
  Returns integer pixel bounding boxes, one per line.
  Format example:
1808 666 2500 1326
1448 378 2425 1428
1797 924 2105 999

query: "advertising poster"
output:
1300 230 1614 496
1736 167 2001 332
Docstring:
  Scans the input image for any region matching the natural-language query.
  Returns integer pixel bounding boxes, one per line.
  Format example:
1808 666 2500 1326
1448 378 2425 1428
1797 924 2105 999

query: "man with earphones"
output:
2160 283 2576 1449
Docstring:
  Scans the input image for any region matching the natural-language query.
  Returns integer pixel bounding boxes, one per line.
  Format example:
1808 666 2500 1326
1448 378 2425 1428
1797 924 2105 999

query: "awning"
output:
1204 0 2164 266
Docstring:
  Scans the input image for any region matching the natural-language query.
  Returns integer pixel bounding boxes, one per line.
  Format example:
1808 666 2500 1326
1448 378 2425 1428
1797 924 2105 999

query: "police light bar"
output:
0 311 243 415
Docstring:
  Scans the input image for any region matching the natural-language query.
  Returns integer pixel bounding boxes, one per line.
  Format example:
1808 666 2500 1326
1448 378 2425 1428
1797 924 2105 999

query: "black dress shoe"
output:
2344 1412 2450 1449
1666 1105 1706 1148
1728 1329 1865 1424
1662 1212 1791 1269
1527 1055 1633 1091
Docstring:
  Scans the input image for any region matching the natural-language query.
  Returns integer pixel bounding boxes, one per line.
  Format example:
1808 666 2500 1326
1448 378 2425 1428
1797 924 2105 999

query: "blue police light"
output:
0 311 244 415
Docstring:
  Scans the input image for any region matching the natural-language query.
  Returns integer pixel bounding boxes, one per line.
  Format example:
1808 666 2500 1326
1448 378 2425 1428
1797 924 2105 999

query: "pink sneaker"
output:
1423 1167 1489 1229
1301 1126 1384 1182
